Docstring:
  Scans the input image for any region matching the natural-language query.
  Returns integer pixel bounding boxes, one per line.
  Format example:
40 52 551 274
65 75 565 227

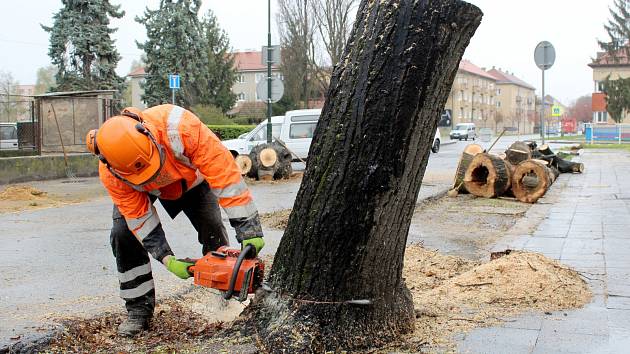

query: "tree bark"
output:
505 141 532 165
242 1 482 352
453 143 484 192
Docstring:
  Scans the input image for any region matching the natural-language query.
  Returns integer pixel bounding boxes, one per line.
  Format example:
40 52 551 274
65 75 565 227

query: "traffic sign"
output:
261 45 281 65
534 41 556 71
169 74 180 89
256 76 284 103
551 105 562 117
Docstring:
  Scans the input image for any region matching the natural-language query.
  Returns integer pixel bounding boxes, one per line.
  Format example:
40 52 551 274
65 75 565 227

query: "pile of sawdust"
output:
0 185 47 201
260 209 292 230
401 244 592 351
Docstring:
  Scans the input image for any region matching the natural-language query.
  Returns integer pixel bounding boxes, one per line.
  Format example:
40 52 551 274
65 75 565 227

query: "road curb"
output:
441 140 457 146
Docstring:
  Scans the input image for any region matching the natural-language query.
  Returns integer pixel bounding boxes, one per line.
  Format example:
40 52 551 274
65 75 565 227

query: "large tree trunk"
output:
242 1 482 352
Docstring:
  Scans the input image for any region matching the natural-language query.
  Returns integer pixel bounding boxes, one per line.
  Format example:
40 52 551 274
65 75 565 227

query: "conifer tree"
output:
42 0 125 92
201 10 237 113
137 0 208 108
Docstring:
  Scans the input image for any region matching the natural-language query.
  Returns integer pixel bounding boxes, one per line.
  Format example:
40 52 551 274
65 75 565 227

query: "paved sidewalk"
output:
458 149 630 353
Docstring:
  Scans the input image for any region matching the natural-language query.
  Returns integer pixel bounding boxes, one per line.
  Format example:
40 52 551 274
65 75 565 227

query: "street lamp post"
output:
266 0 273 144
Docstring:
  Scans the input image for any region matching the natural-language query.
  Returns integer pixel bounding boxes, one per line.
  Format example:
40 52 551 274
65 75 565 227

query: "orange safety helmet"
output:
86 112 164 185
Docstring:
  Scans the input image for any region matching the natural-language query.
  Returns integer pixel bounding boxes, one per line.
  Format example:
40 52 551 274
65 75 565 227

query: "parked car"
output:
222 109 321 160
432 128 441 153
449 123 476 141
0 122 18 150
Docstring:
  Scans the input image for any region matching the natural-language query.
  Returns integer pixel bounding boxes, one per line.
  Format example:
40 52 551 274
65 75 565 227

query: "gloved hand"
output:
165 256 194 279
242 237 265 258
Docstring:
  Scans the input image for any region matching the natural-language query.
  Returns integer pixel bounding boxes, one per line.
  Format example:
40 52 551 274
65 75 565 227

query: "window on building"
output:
496 88 501 95
459 90 464 101
236 74 245 83
595 81 605 92
459 107 464 119
594 111 608 123
496 101 501 108
255 73 266 83
237 92 246 101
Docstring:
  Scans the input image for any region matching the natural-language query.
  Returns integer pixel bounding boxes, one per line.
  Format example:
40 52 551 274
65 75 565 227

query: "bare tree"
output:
311 0 357 67
0 71 20 122
278 0 316 108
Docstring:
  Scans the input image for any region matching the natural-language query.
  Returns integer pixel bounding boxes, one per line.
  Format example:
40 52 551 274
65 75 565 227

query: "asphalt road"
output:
0 134 562 348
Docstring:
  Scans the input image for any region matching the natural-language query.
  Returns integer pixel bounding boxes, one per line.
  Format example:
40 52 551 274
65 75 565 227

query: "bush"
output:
208 125 255 140
0 150 38 158
191 104 235 125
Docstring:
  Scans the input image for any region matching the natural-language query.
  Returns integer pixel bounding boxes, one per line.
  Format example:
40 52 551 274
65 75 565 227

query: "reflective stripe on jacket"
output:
99 104 257 238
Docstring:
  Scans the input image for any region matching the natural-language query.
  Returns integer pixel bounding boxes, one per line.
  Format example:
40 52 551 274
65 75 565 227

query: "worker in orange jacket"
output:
86 104 264 337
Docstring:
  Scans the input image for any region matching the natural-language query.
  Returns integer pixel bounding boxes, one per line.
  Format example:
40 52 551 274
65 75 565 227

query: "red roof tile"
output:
127 67 146 77
486 68 535 90
458 59 496 81
589 48 630 67
233 51 278 71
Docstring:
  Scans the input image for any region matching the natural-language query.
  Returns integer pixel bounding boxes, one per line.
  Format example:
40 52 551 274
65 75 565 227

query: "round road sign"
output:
256 77 284 103
534 41 556 70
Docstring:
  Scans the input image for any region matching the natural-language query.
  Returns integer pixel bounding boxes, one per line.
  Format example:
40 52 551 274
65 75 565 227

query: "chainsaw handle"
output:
223 244 255 300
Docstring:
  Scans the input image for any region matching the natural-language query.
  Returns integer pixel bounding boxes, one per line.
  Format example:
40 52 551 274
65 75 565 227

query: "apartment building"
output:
444 59 497 129
231 51 282 104
588 49 630 124
487 68 537 134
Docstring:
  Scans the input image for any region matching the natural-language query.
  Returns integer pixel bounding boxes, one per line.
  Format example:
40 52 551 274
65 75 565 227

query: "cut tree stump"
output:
505 141 532 165
248 142 293 181
512 160 553 203
464 153 512 198
453 144 484 192
241 1 483 352
234 155 252 175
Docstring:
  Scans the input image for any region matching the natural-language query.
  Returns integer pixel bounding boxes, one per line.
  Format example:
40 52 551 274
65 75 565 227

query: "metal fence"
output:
584 123 630 143
0 99 38 155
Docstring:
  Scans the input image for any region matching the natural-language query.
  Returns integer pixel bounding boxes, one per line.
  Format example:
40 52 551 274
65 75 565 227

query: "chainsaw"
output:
186 244 265 302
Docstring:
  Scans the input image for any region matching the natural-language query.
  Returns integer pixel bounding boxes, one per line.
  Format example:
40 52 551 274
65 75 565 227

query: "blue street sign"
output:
169 74 180 89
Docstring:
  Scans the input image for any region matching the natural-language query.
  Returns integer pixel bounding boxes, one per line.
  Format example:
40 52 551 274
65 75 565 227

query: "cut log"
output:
522 140 538 151
464 153 512 198
453 143 484 192
248 142 293 180
234 155 252 175
556 158 585 173
512 160 553 203
505 141 532 165
537 144 553 156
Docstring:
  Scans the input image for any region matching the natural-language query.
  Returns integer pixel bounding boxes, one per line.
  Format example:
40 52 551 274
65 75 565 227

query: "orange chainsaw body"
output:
189 246 264 299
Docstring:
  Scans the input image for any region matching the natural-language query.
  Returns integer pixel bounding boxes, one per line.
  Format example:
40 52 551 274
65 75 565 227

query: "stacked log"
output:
247 142 293 181
464 153 512 198
512 160 554 203
452 140 585 204
453 144 484 193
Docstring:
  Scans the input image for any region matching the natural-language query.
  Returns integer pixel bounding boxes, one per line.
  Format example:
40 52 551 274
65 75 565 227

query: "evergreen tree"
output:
599 0 630 60
599 0 630 122
41 0 125 93
201 10 237 113
137 0 210 108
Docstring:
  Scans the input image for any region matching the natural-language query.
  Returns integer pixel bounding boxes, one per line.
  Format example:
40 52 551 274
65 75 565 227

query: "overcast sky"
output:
0 1 613 105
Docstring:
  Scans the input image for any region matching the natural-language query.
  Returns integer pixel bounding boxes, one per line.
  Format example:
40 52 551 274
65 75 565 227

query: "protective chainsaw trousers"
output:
109 181 229 316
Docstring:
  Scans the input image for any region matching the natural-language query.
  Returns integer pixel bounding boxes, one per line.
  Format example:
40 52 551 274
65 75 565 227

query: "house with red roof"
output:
443 59 498 131
486 67 537 134
588 48 630 123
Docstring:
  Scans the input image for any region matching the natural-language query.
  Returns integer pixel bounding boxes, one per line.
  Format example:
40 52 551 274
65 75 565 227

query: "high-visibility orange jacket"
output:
99 104 259 241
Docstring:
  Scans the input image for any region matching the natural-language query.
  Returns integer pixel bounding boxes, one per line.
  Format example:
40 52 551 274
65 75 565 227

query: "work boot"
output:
117 313 150 337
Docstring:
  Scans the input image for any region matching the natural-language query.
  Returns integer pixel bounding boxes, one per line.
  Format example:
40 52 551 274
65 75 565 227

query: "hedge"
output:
207 125 255 140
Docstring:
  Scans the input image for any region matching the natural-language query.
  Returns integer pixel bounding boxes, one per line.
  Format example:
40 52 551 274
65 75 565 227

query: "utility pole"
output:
266 0 272 144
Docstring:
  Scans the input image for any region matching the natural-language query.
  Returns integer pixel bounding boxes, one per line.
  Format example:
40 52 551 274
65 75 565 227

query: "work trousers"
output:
109 181 228 317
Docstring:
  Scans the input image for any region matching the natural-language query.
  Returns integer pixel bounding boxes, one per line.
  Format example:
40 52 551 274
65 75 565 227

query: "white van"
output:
222 109 321 160
0 122 18 150
449 123 476 141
